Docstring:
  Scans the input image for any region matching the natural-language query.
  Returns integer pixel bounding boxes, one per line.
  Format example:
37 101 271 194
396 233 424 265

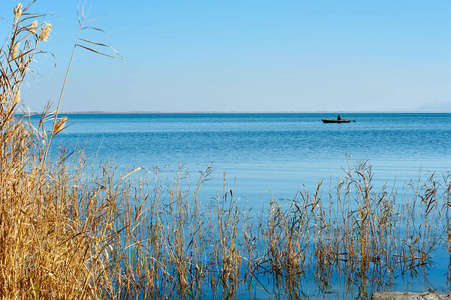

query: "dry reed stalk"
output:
0 3 131 299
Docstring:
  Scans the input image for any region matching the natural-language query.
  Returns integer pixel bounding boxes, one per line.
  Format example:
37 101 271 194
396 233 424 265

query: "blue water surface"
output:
46 112 451 298
49 113 451 202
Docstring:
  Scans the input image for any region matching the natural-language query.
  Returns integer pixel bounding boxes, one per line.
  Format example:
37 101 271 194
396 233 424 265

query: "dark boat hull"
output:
322 119 351 123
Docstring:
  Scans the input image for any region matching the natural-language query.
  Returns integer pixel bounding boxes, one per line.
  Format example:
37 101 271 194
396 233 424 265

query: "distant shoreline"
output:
39 111 451 115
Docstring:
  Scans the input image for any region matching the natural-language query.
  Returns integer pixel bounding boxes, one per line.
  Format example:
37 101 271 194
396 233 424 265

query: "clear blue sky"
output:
4 0 451 112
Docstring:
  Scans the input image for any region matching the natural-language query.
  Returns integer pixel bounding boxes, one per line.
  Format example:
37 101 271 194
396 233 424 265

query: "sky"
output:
3 0 451 112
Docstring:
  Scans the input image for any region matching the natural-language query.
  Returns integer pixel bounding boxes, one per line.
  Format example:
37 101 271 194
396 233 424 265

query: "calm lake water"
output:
52 112 451 201
50 112 451 298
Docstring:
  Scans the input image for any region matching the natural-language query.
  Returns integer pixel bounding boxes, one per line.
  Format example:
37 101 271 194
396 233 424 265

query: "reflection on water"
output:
94 161 451 299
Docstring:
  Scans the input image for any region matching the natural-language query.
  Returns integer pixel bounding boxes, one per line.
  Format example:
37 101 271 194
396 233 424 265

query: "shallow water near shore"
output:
48 112 451 298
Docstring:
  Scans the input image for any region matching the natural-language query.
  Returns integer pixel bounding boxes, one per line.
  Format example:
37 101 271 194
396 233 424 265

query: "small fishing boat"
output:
322 119 352 123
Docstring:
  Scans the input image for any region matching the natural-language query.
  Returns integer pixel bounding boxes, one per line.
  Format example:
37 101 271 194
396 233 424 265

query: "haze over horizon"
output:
3 0 451 113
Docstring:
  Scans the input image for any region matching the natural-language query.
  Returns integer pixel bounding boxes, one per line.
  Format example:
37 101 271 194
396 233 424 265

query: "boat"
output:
322 119 352 123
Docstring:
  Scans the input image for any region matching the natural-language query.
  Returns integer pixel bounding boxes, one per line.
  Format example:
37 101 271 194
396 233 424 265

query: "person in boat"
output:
337 115 342 121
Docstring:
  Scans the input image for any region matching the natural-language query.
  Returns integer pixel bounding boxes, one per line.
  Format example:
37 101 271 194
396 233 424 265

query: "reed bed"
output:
1 2 451 299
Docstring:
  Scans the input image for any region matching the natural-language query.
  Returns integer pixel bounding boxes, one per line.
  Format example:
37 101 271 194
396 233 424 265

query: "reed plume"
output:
39 23 52 41
14 3 22 21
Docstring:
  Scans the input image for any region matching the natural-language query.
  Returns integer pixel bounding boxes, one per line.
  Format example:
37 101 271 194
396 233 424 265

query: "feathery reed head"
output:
14 90 20 105
14 3 22 22
40 23 52 41
12 42 19 60
52 116 67 134
29 20 38 34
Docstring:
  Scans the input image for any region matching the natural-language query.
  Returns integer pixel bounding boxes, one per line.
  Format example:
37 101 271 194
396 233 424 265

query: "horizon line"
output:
18 110 451 115
55 110 451 114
